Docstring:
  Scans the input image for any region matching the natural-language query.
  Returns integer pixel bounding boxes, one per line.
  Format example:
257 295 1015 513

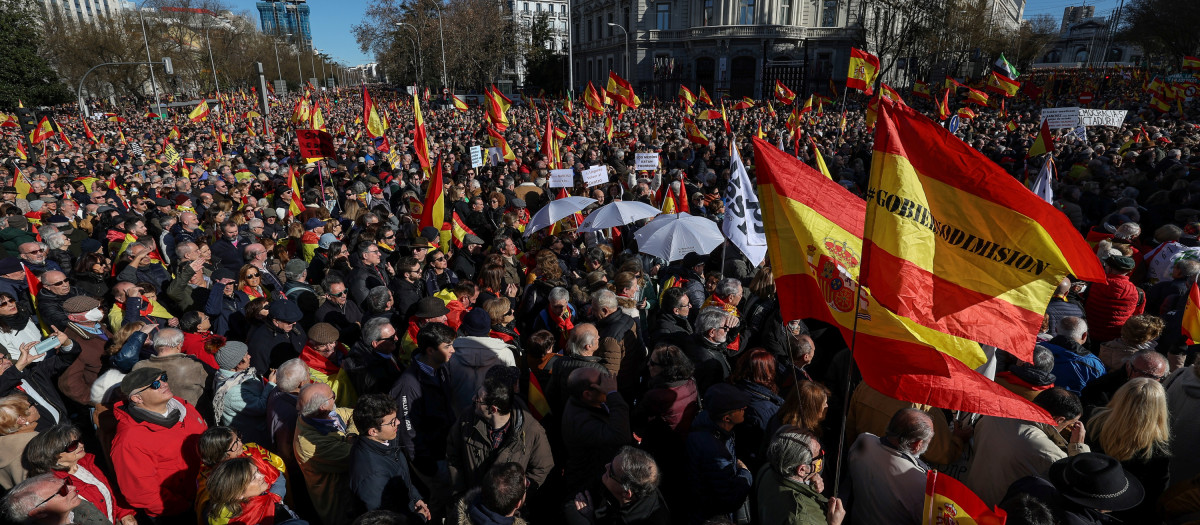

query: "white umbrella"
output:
633 213 724 262
577 201 662 232
524 196 597 236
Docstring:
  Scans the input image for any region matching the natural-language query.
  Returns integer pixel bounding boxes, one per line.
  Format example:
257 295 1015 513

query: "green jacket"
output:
755 466 828 525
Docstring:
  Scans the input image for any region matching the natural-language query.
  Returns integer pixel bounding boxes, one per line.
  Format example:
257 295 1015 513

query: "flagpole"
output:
831 282 864 498
835 83 850 145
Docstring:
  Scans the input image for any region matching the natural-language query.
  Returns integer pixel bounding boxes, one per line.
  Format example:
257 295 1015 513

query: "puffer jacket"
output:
685 410 753 523
1083 273 1144 343
445 336 517 419
110 398 208 517
447 409 554 494
1041 336 1105 395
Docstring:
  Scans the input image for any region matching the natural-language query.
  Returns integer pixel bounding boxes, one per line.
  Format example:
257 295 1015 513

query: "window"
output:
588 19 593 40
738 0 754 24
702 0 713 25
536 3 541 11
561 4 565 13
522 2 527 11
608 13 613 36
821 0 837 27
656 3 669 29
779 0 790 25
574 22 580 43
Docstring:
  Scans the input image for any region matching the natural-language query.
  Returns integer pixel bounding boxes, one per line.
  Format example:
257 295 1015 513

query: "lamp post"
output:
317 51 327 88
135 0 162 114
608 22 629 79
272 34 291 84
311 48 318 88
397 22 424 87
204 25 220 98
433 3 448 89
289 4 304 82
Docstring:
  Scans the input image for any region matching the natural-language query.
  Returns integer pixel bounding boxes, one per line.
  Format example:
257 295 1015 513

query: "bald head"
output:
245 243 267 262
567 367 603 400
1129 350 1168 381
885 408 934 456
297 383 335 417
111 281 134 301
567 323 599 357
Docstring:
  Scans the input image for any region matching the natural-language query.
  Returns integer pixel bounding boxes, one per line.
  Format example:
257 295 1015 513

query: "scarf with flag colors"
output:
846 48 880 95
753 136 1052 422
861 98 1105 362
923 470 1007 525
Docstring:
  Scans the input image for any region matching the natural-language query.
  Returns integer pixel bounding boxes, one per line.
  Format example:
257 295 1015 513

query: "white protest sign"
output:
549 169 574 188
634 153 659 171
469 146 484 168
1041 107 1080 129
1078 109 1127 127
582 165 608 187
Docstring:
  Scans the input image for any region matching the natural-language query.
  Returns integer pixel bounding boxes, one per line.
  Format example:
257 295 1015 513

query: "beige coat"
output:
295 406 358 525
845 383 964 466
964 415 1089 506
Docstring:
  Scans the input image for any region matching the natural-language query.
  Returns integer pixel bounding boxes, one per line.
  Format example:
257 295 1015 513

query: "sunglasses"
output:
0 299 13 307
35 478 72 508
811 449 826 473
132 373 168 396
44 279 68 287
245 273 260 279
329 291 346 298
432 257 446 262
62 439 83 454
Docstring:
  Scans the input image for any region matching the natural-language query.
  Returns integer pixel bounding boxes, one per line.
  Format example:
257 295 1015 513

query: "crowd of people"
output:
0 63 1197 525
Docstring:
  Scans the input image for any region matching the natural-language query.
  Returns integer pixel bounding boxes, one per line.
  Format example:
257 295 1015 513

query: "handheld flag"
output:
912 81 932 100
774 80 796 105
1185 56 1200 72
923 470 1007 525
413 93 432 172
286 166 304 217
810 137 832 180
861 98 1105 361
30 117 54 145
606 72 638 108
986 71 1020 98
698 86 713 105
452 94 469 112
419 158 446 233
847 48 880 95
678 85 697 109
1027 119 1055 158
993 53 1020 79
682 117 708 145
363 86 388 138
1183 283 1200 344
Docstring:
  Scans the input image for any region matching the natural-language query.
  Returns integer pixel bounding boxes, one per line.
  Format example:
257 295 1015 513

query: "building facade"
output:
257 0 312 49
38 0 125 24
1035 6 1141 68
570 0 866 101
509 0 571 86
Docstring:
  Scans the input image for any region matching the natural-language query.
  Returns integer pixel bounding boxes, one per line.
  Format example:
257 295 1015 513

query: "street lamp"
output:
316 50 326 88
433 3 448 89
310 48 318 88
204 25 220 98
397 22 424 87
135 0 162 114
272 34 292 84
608 22 629 79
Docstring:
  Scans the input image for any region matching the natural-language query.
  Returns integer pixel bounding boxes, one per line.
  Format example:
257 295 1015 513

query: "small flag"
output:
922 470 1007 525
1183 283 1200 345
994 53 1020 79
847 48 880 95
1027 118 1055 157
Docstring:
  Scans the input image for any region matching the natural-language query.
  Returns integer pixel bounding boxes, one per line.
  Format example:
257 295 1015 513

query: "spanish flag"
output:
846 48 880 95
1184 55 1200 71
413 92 432 172
527 371 551 420
13 168 31 200
486 85 513 129
866 83 905 128
1183 283 1200 344
188 99 211 122
487 126 517 161
15 141 27 161
912 80 932 100
683 117 708 145
287 166 304 217
986 71 1020 98
449 211 477 248
607 71 638 108
698 86 713 105
957 107 977 119
966 88 989 106
1027 118 1054 157
754 136 1052 422
774 80 796 105
937 88 951 121
419 157 446 237
678 85 697 108
30 117 54 145
583 82 605 115
452 94 468 112
83 119 96 143
363 86 388 138
923 470 1006 525
810 137 832 180
861 99 1105 362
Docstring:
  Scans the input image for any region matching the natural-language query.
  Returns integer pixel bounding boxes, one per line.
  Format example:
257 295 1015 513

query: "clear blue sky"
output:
224 0 373 66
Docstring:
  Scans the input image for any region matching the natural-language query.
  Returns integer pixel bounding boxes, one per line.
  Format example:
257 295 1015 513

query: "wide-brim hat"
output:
1047 453 1144 512
412 296 450 318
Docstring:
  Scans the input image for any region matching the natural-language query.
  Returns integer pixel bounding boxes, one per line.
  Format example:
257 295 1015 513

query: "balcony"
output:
644 25 857 42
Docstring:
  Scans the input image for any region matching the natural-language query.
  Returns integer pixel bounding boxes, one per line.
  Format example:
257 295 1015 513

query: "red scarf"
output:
299 343 347 376
229 492 280 525
242 285 265 299
550 307 574 349
489 329 514 343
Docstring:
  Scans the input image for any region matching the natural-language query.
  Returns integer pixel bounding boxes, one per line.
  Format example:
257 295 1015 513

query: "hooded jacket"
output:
445 336 517 418
110 398 208 517
451 488 528 525
595 310 645 398
447 408 554 494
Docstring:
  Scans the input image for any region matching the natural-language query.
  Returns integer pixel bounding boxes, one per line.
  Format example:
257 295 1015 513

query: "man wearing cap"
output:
300 322 357 406
450 234 485 282
684 382 753 524
58 295 113 407
0 216 36 256
111 366 208 519
245 300 306 374
131 328 210 407
1084 254 1144 344
444 308 517 418
399 296 451 365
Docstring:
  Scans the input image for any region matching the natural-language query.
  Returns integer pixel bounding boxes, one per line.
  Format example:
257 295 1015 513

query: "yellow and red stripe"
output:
861 99 1105 362
923 470 1006 525
1183 283 1200 344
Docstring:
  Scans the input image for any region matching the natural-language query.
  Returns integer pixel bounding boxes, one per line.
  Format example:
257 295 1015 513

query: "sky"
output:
223 0 374 66
1022 0 1125 19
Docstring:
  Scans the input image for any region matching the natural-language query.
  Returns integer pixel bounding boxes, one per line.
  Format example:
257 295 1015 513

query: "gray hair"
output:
175 241 197 260
695 306 730 334
247 218 264 229
591 289 618 312
885 408 934 454
1032 345 1055 373
42 232 67 251
548 286 570 304
365 286 391 312
1058 316 1088 341
362 317 392 345
297 384 332 417
1 473 58 522
152 328 185 349
276 358 311 393
714 278 742 299
566 324 598 356
613 446 660 498
767 425 817 480
1176 259 1200 280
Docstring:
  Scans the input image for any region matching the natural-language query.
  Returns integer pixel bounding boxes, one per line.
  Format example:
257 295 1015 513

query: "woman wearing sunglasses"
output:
24 424 137 525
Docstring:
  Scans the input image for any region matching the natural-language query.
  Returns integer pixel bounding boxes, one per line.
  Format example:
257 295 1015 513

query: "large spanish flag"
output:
412 92 432 172
754 137 1051 422
922 470 1006 525
419 157 446 236
986 71 1020 98
607 71 638 108
774 80 796 105
1182 283 1200 344
363 86 387 138
861 99 1105 362
846 48 880 95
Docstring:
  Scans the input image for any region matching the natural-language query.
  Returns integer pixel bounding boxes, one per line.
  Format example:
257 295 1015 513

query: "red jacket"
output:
110 398 208 517
1084 273 1145 343
52 453 136 523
